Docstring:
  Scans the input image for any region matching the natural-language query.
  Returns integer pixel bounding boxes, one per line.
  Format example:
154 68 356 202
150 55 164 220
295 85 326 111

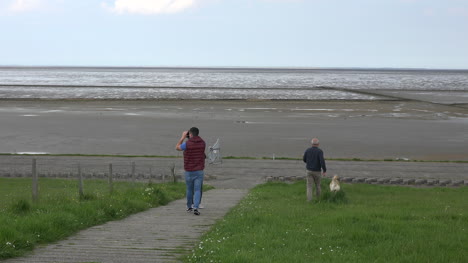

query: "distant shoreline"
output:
1 67 466 102
0 98 396 103
1 65 467 72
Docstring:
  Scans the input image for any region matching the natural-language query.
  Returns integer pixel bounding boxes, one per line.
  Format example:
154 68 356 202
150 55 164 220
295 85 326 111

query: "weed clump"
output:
320 189 348 204
10 199 31 214
144 185 170 205
314 178 349 204
79 193 97 201
154 188 170 205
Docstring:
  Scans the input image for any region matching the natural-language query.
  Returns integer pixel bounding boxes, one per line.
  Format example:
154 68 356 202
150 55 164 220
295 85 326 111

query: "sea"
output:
0 67 467 101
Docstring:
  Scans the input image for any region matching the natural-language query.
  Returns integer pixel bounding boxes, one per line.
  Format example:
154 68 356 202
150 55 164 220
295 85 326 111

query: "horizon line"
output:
0 65 467 71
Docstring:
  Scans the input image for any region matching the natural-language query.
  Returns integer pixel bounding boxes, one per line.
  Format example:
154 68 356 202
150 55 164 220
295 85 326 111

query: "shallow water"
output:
0 67 467 100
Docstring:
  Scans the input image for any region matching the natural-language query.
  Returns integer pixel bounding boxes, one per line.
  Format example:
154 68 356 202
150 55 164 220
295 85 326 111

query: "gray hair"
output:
311 138 320 145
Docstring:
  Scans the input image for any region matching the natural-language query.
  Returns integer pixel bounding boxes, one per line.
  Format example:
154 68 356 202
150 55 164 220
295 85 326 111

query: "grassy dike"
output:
0 178 187 260
185 179 468 263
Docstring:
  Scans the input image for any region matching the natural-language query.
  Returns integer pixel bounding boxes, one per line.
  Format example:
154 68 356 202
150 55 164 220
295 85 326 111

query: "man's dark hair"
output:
189 127 199 136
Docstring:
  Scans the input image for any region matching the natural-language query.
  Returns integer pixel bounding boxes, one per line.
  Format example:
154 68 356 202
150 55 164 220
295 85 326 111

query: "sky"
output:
0 0 467 69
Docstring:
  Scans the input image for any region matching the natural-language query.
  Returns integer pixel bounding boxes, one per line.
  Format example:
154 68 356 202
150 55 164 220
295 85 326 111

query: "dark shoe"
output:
194 209 200 216
186 208 193 213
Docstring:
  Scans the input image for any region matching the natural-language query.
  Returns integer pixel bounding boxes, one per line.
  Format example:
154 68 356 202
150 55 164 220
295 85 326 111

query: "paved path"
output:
5 189 247 263
1 156 467 185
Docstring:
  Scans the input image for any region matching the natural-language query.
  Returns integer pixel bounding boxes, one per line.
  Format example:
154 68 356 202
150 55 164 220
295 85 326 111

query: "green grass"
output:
185 180 468 263
0 178 188 260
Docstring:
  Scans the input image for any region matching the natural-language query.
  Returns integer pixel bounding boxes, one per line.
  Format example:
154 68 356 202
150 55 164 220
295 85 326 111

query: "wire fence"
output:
0 156 184 182
0 156 188 204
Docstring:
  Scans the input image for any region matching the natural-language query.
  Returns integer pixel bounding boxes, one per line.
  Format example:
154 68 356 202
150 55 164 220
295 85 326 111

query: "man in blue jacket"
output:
303 138 327 202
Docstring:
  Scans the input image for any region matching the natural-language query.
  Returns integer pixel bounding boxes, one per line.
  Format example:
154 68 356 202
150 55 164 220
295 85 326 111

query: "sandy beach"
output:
0 99 467 161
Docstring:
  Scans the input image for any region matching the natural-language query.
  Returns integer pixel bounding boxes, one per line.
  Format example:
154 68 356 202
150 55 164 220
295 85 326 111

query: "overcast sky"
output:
1 0 467 69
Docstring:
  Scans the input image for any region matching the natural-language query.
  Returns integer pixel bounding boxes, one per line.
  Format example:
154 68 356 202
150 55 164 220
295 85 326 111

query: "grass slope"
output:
0 178 187 260
186 180 468 263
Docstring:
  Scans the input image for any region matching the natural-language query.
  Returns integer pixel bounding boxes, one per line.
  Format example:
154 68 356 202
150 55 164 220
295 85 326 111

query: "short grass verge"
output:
0 178 191 260
185 179 468 263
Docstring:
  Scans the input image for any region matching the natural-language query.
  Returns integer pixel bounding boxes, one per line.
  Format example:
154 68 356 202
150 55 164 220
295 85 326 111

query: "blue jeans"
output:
185 170 204 209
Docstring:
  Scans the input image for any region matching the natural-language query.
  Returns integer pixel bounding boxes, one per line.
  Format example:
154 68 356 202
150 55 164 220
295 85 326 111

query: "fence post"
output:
109 163 113 193
170 163 177 183
32 158 38 203
132 161 136 183
149 167 153 184
78 163 84 198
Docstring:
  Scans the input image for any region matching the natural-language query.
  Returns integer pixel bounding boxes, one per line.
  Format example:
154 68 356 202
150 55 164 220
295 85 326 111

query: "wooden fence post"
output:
170 163 177 183
149 167 153 184
109 163 113 193
132 161 136 183
78 163 84 198
32 158 39 203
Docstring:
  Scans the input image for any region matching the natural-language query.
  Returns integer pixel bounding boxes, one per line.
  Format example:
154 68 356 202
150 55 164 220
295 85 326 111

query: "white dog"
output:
329 175 341 192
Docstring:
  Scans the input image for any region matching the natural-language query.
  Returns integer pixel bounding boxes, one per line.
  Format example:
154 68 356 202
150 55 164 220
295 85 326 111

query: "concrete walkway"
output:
5 189 247 263
1 156 467 186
